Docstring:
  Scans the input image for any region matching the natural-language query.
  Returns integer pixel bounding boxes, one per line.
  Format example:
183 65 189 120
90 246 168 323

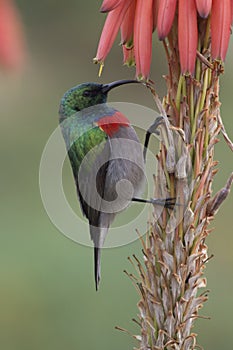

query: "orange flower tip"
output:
195 0 212 18
196 10 210 19
100 0 122 13
158 33 167 41
121 39 133 49
100 6 110 13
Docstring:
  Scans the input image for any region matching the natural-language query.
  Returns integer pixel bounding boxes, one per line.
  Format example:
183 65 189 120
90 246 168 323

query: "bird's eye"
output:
83 90 92 97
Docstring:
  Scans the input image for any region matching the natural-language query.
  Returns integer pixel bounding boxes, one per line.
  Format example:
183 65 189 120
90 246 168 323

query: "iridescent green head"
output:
59 80 139 120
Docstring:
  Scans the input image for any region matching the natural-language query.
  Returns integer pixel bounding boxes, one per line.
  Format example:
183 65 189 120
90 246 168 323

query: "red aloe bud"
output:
178 0 198 74
120 0 136 45
95 0 132 63
196 0 212 18
195 0 212 18
211 0 231 61
100 0 124 13
0 0 26 71
134 0 153 79
157 0 177 40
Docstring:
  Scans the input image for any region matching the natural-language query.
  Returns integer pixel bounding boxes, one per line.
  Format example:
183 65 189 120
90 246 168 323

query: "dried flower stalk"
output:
126 15 232 350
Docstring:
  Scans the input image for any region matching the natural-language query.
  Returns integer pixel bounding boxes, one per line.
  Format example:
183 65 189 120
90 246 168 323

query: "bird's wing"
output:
68 125 110 227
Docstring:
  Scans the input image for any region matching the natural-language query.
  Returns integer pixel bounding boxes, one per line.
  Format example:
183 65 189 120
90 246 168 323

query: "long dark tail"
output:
94 246 101 291
90 223 111 291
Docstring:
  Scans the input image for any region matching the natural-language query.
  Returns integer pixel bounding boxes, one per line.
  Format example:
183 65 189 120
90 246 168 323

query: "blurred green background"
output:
0 1 232 349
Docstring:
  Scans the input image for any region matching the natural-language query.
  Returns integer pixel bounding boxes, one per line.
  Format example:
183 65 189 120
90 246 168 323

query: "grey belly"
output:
101 126 145 213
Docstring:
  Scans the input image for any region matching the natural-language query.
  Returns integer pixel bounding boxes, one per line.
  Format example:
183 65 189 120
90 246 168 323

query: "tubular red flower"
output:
95 0 132 63
211 0 231 61
0 0 26 71
100 0 124 13
157 0 177 40
178 0 197 74
96 0 232 78
120 0 136 45
195 0 212 18
134 0 153 79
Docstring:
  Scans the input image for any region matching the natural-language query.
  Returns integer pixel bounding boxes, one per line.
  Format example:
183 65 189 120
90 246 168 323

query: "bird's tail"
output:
90 225 109 291
94 246 101 291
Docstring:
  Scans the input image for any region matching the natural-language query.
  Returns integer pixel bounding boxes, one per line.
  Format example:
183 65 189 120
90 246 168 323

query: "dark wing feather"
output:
69 134 111 227
77 160 109 227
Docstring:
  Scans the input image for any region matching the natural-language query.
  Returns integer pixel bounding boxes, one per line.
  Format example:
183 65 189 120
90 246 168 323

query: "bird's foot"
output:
147 116 164 135
132 197 178 209
149 197 177 209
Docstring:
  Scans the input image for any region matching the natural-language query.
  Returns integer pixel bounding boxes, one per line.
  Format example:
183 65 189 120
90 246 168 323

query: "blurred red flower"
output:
0 0 26 71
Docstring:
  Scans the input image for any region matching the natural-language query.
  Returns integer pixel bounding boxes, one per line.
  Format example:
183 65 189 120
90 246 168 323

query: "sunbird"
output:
59 80 174 290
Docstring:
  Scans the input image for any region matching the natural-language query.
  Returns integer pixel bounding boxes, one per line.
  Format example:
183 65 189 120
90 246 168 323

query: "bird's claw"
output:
150 197 178 209
147 116 164 136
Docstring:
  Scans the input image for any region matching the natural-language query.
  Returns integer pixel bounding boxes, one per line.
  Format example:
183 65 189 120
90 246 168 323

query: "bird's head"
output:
59 80 139 119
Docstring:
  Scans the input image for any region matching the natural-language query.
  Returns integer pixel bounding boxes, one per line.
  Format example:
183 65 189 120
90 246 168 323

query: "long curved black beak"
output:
101 79 140 94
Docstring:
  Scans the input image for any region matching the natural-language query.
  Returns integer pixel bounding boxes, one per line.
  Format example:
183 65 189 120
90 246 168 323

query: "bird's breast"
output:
96 111 130 137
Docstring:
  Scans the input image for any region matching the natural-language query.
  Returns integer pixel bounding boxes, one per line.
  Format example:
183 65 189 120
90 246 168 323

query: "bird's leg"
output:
131 197 177 209
143 116 164 161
